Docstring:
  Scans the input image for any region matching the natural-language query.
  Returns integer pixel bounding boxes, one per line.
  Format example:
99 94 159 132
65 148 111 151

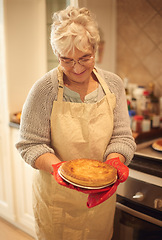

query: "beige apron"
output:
33 66 116 240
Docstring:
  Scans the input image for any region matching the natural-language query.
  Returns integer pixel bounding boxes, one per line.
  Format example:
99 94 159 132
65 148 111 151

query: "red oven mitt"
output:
105 157 129 183
52 162 113 194
52 157 129 208
87 157 129 208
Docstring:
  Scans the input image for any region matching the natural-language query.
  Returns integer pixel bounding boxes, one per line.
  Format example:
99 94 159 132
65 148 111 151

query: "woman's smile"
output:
72 70 86 75
60 48 95 85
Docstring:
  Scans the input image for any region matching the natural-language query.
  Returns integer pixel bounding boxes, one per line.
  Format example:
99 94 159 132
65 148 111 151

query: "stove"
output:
112 138 162 240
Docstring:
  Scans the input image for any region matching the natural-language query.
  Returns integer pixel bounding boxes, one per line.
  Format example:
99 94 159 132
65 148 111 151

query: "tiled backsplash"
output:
116 0 162 97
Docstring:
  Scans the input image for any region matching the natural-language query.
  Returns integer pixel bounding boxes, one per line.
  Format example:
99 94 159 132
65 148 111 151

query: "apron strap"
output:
57 66 114 102
57 65 64 102
92 68 112 97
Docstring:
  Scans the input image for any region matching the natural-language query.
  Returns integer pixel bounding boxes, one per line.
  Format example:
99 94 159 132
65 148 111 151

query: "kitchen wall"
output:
78 0 116 72
116 0 162 97
3 0 47 114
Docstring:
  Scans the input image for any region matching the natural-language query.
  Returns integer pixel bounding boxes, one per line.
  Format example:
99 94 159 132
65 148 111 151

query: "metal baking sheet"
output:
135 138 162 161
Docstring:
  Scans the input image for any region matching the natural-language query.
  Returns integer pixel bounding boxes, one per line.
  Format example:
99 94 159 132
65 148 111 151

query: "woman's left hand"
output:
105 157 129 183
106 152 126 164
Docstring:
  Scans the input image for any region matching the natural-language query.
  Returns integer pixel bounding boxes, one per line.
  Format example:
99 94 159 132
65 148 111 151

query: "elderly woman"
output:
16 6 136 240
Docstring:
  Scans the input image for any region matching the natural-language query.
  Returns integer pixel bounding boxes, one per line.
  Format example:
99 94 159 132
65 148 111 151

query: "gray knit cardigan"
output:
16 67 136 167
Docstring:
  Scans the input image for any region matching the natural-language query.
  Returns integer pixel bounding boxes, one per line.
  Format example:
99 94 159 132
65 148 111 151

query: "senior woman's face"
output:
59 48 95 84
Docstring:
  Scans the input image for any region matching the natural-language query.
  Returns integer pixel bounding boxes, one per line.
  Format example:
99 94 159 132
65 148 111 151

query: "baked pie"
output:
59 159 117 187
152 139 162 152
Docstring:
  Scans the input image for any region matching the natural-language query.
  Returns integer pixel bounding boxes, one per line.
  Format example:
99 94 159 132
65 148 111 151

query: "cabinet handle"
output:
154 199 162 209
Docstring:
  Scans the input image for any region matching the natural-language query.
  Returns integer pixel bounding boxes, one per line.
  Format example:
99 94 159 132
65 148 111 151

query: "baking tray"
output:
135 138 162 161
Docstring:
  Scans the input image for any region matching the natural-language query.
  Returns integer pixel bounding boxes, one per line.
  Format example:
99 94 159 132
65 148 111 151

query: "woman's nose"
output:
73 62 85 73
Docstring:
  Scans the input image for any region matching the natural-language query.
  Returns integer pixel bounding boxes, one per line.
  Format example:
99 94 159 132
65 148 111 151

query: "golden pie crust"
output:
59 159 117 187
152 139 162 151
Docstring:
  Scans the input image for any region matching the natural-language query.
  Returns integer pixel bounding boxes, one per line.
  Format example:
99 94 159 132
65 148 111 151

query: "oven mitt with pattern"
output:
52 157 129 208
87 157 129 208
105 157 129 183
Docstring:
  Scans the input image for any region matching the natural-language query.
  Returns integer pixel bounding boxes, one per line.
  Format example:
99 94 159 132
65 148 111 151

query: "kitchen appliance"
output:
112 138 162 240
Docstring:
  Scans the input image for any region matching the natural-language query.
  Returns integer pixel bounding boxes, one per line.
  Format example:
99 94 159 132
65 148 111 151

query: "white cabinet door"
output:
0 124 15 222
0 0 15 223
10 127 36 237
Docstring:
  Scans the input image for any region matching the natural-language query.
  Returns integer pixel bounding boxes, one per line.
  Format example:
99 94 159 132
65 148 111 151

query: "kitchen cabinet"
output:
0 0 15 229
9 127 36 237
0 122 15 225
0 125 36 237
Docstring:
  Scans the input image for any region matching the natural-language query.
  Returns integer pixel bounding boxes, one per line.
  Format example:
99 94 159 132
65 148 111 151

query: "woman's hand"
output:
106 153 126 164
106 157 129 183
35 153 61 174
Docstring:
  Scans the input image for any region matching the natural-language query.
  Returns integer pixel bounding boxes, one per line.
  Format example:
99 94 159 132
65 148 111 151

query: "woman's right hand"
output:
35 153 61 174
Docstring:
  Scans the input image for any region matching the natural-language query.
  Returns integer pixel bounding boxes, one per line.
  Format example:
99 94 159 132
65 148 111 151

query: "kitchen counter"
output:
9 122 20 129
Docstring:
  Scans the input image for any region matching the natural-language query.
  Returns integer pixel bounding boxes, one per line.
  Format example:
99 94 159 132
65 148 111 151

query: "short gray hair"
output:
50 6 100 57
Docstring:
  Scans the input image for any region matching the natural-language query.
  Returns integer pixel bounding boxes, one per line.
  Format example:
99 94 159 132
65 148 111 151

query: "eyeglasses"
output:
59 55 94 68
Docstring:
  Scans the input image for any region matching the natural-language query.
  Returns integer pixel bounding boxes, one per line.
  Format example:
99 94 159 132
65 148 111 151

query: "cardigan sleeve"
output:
15 69 58 168
98 69 136 165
